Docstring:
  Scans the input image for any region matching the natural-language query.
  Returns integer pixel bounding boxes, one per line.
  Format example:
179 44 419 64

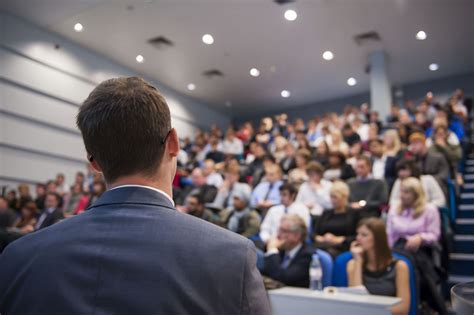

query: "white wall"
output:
0 12 230 191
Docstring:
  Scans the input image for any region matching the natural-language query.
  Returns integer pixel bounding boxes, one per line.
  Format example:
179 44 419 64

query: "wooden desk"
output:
269 287 401 315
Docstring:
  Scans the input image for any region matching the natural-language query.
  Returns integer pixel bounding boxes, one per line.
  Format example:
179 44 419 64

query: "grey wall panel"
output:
1 114 85 160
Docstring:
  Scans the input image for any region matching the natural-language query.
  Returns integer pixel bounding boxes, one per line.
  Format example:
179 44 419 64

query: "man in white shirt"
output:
295 161 332 216
260 183 310 244
222 128 244 156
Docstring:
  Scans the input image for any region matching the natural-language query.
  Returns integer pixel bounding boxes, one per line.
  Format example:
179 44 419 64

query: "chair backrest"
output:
392 252 418 315
332 251 352 286
332 251 418 315
315 249 333 288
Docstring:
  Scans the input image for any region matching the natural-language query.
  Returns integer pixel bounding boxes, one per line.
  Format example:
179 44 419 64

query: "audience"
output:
347 218 410 315
312 181 359 258
1 87 469 312
262 214 313 287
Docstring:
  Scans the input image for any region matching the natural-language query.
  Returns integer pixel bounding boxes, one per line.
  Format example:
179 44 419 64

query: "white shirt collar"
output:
286 243 303 260
110 185 175 206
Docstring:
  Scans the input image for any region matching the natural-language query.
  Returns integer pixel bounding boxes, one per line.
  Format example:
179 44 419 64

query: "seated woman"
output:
14 201 38 234
386 177 446 314
347 218 410 315
312 181 359 258
389 158 446 208
323 151 355 182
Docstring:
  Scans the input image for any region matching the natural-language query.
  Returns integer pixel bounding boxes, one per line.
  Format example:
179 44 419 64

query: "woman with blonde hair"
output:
387 177 440 250
312 181 359 257
386 177 446 313
329 129 349 157
383 129 403 158
348 218 410 315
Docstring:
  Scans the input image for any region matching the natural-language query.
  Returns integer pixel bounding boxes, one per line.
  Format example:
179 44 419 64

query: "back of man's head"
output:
77 77 171 183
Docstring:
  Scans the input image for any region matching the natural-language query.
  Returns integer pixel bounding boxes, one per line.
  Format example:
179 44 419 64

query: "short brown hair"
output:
77 77 171 183
306 161 325 175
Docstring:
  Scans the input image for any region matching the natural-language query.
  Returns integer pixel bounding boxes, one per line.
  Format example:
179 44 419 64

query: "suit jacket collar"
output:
90 186 175 211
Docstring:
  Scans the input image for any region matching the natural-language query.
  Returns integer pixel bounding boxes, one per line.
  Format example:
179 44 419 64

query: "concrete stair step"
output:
450 253 474 276
455 218 474 234
453 235 474 253
458 204 474 218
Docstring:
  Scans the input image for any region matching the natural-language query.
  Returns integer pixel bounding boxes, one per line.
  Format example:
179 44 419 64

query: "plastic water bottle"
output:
309 254 323 291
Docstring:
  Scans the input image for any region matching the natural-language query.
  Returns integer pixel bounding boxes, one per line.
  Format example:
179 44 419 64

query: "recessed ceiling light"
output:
74 23 83 32
249 68 260 77
347 77 357 86
135 55 144 63
322 51 334 61
281 90 291 98
416 30 427 40
284 10 298 21
202 34 214 45
429 63 439 71
187 83 196 91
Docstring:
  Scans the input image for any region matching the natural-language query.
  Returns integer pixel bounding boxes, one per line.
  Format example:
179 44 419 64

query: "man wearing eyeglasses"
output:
262 214 313 288
0 77 270 315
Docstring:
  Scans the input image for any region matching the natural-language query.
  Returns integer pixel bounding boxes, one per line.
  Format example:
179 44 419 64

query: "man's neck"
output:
109 175 172 201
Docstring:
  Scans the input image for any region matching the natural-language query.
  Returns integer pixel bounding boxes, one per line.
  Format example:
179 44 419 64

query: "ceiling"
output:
2 0 473 116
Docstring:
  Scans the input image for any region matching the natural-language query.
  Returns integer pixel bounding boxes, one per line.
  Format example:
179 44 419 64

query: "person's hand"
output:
405 235 423 252
267 238 284 251
435 136 446 146
315 235 325 243
350 202 362 209
306 202 315 209
21 225 34 234
350 241 364 261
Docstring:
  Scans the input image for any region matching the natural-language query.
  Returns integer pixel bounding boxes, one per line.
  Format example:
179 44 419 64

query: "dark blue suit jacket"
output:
0 187 270 314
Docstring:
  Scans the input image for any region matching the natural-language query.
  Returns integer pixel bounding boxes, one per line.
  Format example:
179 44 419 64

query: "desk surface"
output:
269 287 401 315
269 287 401 307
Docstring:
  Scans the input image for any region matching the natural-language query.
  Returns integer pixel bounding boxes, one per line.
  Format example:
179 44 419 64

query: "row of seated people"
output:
255 176 444 314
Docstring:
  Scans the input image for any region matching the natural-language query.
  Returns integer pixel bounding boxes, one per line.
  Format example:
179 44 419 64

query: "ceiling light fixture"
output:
135 55 144 63
429 63 439 71
416 30 427 40
347 77 357 86
284 10 298 21
202 34 214 45
322 51 334 61
250 68 260 77
281 90 291 98
187 83 196 91
74 23 83 32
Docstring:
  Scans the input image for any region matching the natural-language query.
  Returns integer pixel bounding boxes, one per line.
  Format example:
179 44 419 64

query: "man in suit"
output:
34 192 64 230
409 132 450 196
262 214 313 287
0 77 270 315
347 155 388 218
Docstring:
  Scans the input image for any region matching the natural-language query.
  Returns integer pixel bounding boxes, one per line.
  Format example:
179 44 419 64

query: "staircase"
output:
449 154 474 284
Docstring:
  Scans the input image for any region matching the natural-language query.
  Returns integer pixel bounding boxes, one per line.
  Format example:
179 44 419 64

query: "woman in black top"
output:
312 181 359 258
347 218 410 315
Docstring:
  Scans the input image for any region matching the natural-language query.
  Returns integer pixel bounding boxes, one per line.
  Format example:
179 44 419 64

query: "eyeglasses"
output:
88 128 173 163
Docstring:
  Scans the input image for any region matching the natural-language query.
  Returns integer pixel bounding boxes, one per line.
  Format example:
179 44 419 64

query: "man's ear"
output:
87 155 103 173
166 128 179 157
